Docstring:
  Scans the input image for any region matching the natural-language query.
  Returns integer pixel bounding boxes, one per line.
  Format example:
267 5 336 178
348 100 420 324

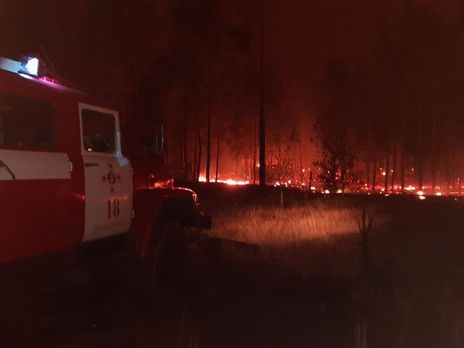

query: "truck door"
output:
79 103 132 241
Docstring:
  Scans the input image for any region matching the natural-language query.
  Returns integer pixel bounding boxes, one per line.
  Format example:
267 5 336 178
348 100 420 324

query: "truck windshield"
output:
0 93 56 149
82 109 116 153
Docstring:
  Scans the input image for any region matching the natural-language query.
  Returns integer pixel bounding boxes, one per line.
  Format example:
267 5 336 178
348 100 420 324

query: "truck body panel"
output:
0 57 210 265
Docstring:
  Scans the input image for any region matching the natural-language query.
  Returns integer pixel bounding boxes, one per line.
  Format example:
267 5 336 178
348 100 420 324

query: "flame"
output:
199 176 249 186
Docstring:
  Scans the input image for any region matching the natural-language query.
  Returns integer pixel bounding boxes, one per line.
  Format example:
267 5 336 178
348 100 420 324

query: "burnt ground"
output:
0 255 453 348
0 258 358 348
2 186 464 347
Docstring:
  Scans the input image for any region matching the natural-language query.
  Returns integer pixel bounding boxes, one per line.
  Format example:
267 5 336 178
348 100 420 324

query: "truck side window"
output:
0 93 56 149
82 109 116 153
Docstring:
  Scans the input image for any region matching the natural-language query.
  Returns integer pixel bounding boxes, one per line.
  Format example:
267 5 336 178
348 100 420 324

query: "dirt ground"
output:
0 257 357 348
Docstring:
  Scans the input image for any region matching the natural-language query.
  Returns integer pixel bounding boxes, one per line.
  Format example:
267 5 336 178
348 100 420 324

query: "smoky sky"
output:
265 0 459 118
0 0 460 125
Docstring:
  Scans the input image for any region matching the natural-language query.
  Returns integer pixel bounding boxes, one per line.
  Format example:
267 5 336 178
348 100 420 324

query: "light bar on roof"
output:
21 57 39 76
0 56 41 77
0 57 21 74
24 57 39 76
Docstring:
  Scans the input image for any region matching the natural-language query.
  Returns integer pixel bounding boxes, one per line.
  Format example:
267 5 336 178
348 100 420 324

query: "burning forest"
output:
3 0 464 197
4 1 464 347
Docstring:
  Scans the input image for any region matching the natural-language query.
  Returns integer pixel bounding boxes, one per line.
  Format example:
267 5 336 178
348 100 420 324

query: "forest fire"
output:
198 176 250 186
199 165 464 198
4 0 464 346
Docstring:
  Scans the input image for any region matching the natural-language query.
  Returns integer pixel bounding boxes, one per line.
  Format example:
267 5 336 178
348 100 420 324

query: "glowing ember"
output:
435 192 442 196
224 179 249 185
419 195 426 200
199 176 249 186
417 190 424 196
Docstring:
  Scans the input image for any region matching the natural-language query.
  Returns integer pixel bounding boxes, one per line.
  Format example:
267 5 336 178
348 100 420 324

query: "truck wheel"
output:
150 221 186 289
183 235 220 293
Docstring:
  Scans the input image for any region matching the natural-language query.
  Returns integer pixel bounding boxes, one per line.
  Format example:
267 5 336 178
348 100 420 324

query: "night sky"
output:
0 0 457 114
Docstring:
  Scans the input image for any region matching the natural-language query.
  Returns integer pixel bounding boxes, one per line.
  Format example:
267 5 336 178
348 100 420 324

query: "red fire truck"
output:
0 56 211 280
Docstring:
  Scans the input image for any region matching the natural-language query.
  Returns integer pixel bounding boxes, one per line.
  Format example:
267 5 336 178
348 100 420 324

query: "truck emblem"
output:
103 163 121 193
107 171 117 185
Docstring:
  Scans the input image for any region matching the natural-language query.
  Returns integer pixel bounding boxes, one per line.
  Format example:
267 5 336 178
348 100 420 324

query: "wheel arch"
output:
131 187 211 257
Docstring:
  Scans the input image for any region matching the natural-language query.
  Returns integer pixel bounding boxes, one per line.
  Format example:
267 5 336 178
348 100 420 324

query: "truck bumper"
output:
182 214 212 229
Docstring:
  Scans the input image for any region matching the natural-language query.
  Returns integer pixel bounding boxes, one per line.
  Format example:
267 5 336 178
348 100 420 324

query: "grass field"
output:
209 202 389 277
193 184 464 347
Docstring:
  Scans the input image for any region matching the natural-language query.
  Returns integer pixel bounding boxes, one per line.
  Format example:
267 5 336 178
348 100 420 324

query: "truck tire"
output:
150 221 186 289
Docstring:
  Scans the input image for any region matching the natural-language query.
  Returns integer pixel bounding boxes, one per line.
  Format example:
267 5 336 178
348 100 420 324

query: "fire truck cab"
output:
0 56 210 272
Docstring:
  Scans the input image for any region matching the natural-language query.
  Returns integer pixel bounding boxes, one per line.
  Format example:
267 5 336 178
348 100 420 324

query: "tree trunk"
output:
252 116 257 184
418 117 424 191
215 129 220 183
384 143 390 193
205 62 213 182
431 116 437 192
371 158 377 192
445 153 451 194
417 155 424 191
193 98 202 182
192 115 198 180
196 127 202 182
365 161 370 188
391 141 397 191
258 0 266 187
182 109 188 181
298 142 304 186
400 148 405 190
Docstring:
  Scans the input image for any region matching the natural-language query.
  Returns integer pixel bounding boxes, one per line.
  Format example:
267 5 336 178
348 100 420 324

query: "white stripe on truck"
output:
0 149 71 181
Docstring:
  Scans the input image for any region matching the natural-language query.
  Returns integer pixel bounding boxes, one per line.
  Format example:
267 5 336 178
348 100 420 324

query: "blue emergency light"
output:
22 57 39 76
20 56 39 76
0 56 40 76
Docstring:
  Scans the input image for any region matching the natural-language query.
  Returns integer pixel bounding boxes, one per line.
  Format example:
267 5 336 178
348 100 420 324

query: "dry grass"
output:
204 194 464 346
212 205 363 244
209 202 388 277
205 193 464 285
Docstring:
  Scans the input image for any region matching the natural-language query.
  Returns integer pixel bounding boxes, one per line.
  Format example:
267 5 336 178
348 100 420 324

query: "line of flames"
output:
198 176 462 200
